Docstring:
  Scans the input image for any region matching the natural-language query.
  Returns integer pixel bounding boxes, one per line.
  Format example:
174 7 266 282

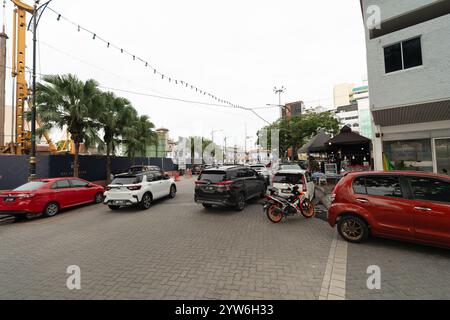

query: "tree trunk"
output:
73 142 80 178
106 143 112 185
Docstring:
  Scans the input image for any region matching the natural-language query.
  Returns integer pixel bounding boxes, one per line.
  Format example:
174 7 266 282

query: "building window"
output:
384 37 422 74
383 139 433 172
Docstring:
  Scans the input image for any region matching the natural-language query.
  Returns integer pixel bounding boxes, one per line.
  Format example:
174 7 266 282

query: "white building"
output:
333 85 373 139
361 0 450 174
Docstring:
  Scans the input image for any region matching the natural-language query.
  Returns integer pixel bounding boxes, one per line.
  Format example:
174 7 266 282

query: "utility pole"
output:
29 0 39 181
0 26 7 148
273 86 286 119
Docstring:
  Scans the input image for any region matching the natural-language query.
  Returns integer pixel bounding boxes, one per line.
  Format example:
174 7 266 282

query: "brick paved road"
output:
346 237 450 300
0 178 334 300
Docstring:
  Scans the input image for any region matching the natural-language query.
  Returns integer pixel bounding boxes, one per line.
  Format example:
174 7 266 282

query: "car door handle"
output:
356 198 369 204
414 207 432 212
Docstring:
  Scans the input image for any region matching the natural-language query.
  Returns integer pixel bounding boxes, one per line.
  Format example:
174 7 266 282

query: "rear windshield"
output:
14 181 46 191
111 176 142 185
199 171 227 183
274 173 303 185
280 165 301 170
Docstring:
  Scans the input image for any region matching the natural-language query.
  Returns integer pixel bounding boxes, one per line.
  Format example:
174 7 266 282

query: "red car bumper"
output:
327 204 339 227
0 200 42 216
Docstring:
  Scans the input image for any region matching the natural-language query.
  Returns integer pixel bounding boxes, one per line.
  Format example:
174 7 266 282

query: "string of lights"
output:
44 6 265 120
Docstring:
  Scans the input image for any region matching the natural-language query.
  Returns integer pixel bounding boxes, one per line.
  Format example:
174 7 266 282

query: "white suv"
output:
272 169 315 200
104 171 177 210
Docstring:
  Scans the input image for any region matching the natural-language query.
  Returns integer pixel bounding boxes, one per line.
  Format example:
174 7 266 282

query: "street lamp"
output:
223 136 232 164
28 0 53 181
273 86 286 118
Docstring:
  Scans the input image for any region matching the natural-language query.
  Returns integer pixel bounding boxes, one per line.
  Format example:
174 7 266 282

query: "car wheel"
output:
202 204 213 209
169 185 177 199
139 193 152 210
43 202 59 218
108 205 121 211
337 215 369 243
235 193 246 211
94 192 104 204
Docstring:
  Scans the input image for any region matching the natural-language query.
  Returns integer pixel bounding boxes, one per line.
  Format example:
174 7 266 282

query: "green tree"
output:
123 115 156 165
36 74 101 177
97 92 137 184
188 136 216 164
257 111 339 160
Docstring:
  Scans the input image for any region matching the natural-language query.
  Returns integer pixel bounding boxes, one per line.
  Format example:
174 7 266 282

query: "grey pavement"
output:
0 178 334 300
0 179 449 300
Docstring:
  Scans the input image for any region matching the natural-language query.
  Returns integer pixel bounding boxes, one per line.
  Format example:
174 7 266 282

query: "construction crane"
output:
8 0 57 154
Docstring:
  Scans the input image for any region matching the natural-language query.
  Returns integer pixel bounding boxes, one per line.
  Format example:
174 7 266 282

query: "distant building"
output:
361 0 450 173
333 83 355 109
282 101 304 118
147 128 170 158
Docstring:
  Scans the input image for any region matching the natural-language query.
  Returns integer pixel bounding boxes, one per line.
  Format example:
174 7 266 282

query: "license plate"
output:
204 186 215 192
4 198 15 202
282 189 291 194
113 200 126 205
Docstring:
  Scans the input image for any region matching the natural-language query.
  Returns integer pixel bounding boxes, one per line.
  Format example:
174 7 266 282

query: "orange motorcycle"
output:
264 185 315 223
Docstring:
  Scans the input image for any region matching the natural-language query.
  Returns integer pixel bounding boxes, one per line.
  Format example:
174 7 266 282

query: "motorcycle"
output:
264 186 315 223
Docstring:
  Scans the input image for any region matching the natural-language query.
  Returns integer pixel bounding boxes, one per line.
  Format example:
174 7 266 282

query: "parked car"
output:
328 171 450 248
0 178 105 220
195 166 267 211
250 164 271 185
272 169 315 200
104 170 177 210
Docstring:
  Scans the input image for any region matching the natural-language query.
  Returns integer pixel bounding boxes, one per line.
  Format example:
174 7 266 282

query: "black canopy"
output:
326 126 371 147
299 131 332 153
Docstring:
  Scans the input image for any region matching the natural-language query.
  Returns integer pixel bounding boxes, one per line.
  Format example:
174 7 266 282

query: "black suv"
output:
194 166 267 211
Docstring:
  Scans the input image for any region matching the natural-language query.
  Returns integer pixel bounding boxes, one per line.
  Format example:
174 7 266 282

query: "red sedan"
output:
0 178 105 220
328 171 450 249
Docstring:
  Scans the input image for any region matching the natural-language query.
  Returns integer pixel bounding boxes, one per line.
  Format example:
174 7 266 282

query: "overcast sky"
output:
4 0 367 148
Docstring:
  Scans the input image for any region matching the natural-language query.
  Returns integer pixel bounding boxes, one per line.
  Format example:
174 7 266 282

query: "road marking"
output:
319 230 348 300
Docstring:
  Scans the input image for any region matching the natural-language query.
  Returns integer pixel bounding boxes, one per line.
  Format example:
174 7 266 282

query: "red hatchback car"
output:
328 171 450 249
0 178 105 220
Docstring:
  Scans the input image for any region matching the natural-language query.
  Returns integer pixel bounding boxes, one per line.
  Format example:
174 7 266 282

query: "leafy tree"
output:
97 92 137 184
123 115 157 165
36 74 101 177
257 111 340 160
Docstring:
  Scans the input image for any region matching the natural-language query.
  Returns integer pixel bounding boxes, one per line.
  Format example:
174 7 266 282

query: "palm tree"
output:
36 74 101 177
97 92 137 184
123 115 156 165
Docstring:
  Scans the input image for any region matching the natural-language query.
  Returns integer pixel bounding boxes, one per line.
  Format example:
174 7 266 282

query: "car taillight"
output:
216 181 233 186
127 186 141 191
195 181 206 186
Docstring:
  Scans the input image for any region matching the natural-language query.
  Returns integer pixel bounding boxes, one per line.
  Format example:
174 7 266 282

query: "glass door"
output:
435 138 450 176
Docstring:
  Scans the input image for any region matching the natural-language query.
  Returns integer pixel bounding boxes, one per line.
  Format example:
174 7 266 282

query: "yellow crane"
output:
10 0 57 154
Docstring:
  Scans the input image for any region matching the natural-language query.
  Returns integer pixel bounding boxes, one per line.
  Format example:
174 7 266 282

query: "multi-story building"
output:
332 84 373 139
333 83 355 109
361 0 450 174
282 101 304 118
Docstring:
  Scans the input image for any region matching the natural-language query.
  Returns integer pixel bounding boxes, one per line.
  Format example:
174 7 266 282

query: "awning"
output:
326 126 371 147
373 99 450 127
299 131 332 153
